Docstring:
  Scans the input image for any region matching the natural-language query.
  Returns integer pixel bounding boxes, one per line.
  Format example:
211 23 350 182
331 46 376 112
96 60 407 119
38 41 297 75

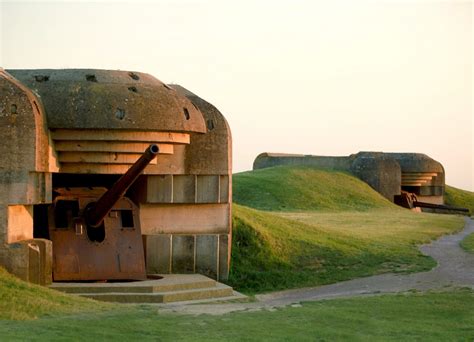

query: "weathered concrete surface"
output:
196 175 220 203
159 218 474 315
6 205 33 243
140 204 230 235
0 70 54 284
7 69 206 133
254 153 352 171
50 274 240 303
218 234 231 281
143 232 229 281
350 152 401 201
146 235 172 274
169 85 232 280
196 235 218 279
172 85 232 176
51 273 217 293
172 235 195 273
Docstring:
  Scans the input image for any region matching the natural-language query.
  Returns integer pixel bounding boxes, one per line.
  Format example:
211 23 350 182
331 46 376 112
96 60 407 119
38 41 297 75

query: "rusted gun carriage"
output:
50 144 158 281
0 69 232 285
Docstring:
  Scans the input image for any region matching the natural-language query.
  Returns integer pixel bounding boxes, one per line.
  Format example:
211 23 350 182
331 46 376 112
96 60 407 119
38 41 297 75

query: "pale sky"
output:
1 0 473 190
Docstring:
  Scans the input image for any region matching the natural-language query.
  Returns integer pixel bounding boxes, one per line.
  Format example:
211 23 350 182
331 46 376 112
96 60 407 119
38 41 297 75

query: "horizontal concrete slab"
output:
51 130 190 144
50 274 238 303
140 204 230 235
55 141 174 154
51 274 216 294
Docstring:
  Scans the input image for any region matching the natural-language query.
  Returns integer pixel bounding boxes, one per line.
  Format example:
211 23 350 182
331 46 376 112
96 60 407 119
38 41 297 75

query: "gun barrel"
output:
413 201 470 214
85 144 159 227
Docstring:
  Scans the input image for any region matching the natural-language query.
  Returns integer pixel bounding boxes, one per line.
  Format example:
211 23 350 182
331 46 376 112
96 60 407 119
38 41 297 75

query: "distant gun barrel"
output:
84 144 159 228
413 201 470 215
395 191 470 215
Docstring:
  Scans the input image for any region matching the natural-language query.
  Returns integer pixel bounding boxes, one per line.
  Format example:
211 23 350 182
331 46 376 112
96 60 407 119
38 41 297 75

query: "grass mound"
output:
461 233 474 254
233 166 395 211
445 185 474 215
0 267 111 320
228 204 463 293
229 166 465 293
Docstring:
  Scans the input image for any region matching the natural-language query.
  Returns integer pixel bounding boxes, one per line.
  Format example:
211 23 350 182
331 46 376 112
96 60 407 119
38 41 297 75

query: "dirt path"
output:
161 218 474 315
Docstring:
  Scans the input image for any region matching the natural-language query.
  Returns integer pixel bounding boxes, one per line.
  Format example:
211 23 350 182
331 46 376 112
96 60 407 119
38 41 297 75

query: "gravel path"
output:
161 218 474 315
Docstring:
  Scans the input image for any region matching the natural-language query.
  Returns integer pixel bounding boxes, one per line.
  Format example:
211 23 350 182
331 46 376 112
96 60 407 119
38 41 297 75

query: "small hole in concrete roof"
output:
183 107 190 120
34 75 49 82
128 86 138 93
207 119 215 131
10 104 17 114
115 108 126 120
86 74 97 82
129 72 140 81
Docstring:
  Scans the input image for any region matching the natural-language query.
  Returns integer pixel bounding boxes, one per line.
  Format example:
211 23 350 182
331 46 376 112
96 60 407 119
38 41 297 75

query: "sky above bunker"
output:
0 1 472 191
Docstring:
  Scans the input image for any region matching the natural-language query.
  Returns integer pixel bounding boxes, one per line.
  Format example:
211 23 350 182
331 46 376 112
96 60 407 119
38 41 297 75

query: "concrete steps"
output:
50 274 240 304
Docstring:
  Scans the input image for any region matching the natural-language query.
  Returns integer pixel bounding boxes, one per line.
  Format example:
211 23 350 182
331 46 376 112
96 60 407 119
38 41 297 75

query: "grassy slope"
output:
230 166 464 293
0 267 111 320
229 205 462 293
460 233 474 253
233 166 394 211
445 185 474 215
1 290 473 340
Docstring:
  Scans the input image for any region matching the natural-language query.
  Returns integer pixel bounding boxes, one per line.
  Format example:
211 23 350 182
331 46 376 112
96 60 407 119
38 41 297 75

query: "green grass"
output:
0 163 469 338
229 166 465 293
460 233 474 253
445 185 474 215
0 166 471 342
228 205 463 293
233 166 394 212
1 289 473 340
0 267 111 320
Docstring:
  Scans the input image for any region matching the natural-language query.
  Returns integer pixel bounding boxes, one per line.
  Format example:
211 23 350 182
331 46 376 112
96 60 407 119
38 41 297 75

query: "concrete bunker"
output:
253 151 466 214
0 69 232 285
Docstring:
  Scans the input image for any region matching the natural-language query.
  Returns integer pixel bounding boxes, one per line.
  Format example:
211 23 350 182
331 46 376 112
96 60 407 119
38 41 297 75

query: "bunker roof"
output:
7 69 206 133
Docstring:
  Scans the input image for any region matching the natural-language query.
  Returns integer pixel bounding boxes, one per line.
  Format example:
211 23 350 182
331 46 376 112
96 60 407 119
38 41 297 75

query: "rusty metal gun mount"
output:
49 144 159 281
394 191 469 215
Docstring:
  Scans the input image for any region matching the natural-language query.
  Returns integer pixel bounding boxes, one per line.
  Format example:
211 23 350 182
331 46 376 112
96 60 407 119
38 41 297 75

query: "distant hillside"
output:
233 166 395 212
445 185 474 215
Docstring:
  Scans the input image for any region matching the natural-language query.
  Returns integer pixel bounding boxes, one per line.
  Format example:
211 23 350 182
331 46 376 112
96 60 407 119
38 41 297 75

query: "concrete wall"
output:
254 153 351 171
0 70 53 284
349 152 401 201
137 85 232 281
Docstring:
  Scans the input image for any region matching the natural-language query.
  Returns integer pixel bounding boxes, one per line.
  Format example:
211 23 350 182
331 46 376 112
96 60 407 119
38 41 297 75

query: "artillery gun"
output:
394 191 469 215
49 144 159 281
